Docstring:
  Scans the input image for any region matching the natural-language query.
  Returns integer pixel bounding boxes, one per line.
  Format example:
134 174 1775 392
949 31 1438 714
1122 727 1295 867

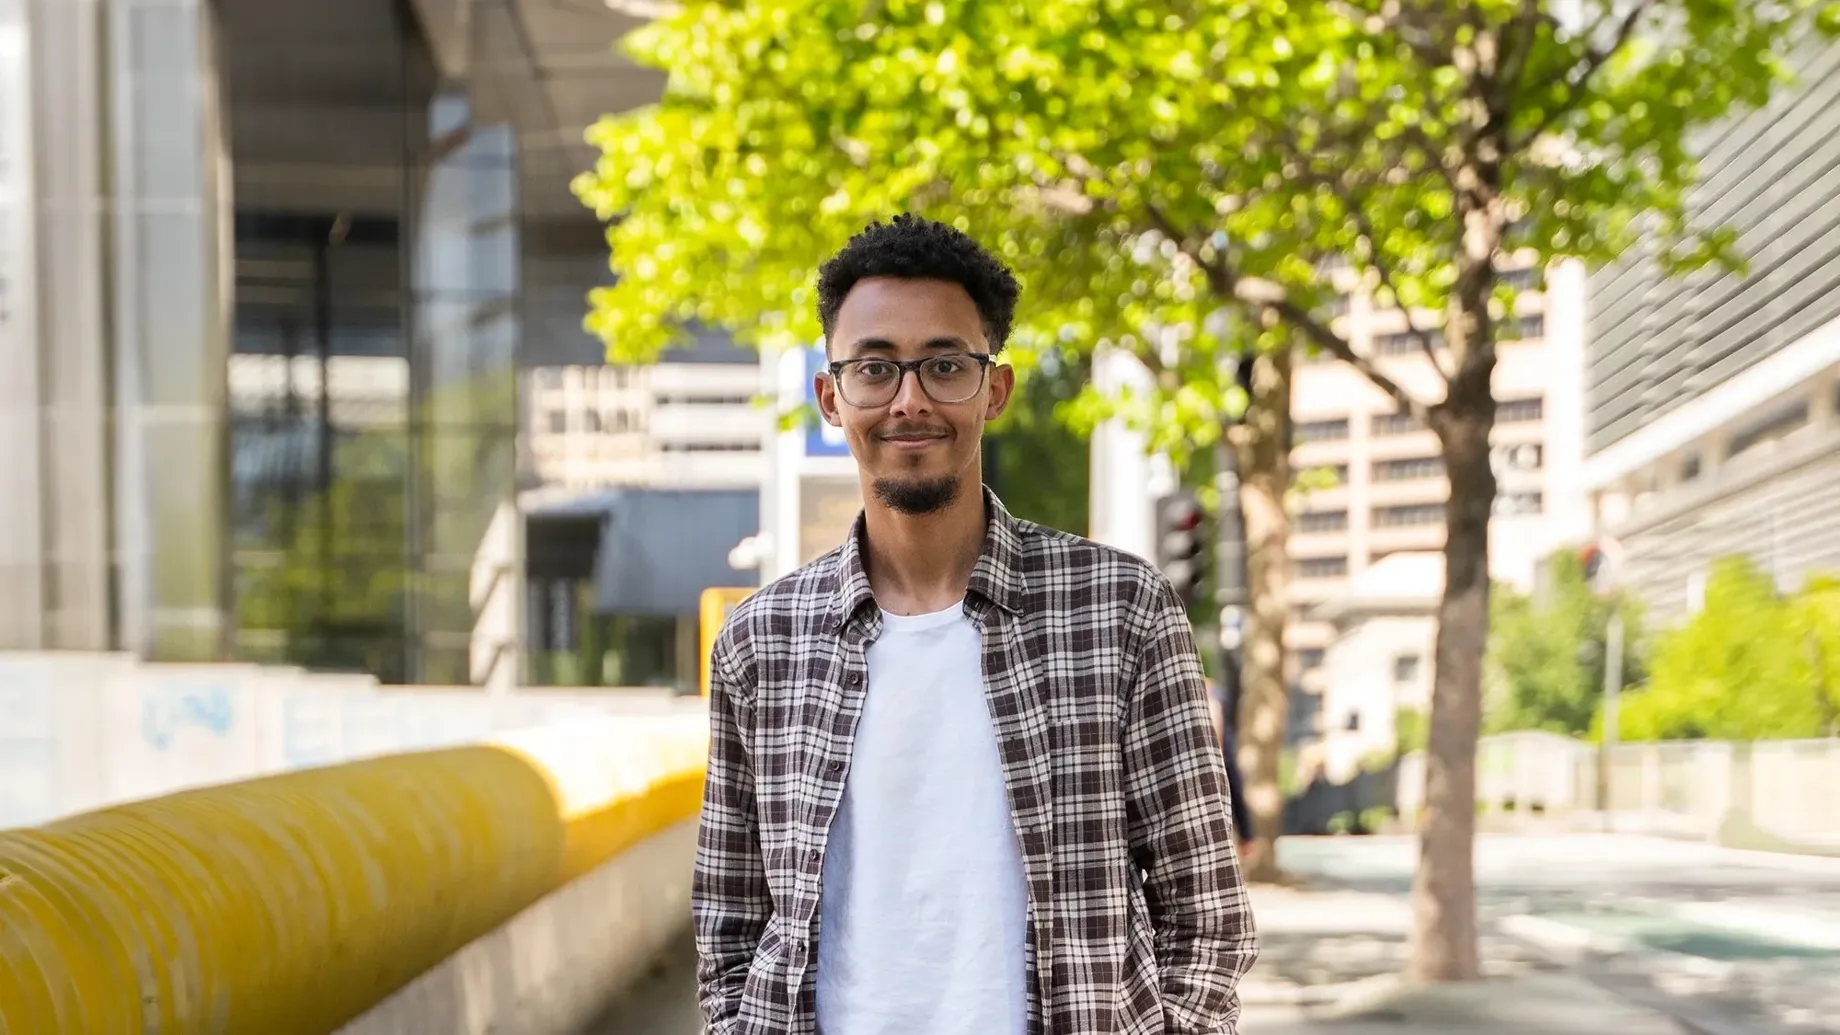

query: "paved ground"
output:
1283 834 1840 1034
584 834 1840 1034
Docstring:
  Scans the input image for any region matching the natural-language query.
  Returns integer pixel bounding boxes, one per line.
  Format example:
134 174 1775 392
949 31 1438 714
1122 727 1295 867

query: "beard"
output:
872 474 960 515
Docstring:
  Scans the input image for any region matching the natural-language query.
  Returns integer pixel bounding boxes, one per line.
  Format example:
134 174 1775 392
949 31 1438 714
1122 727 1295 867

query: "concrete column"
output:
105 0 233 660
0 0 46 648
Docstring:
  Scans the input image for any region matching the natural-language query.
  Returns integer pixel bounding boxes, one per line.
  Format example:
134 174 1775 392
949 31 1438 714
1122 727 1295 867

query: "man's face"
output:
816 277 1014 515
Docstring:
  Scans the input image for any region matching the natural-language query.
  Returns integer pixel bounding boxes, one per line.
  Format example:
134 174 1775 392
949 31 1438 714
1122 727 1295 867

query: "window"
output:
1294 418 1350 444
1501 315 1545 340
1298 648 1326 671
1497 397 1544 423
1298 509 1349 534
1373 503 1444 528
1727 400 1809 458
1375 329 1446 356
1680 454 1702 482
661 441 761 453
1344 711 1362 732
1372 411 1422 436
1393 653 1422 684
1293 463 1350 487
1327 293 1352 318
1490 443 1543 473
1494 491 1544 517
657 393 756 406
583 409 602 433
1497 266 1538 291
1296 555 1349 579
1373 457 1444 482
546 409 566 434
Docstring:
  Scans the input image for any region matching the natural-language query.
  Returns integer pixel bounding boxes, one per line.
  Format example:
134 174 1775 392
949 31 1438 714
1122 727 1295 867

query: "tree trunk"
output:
1408 346 1496 984
1230 348 1293 884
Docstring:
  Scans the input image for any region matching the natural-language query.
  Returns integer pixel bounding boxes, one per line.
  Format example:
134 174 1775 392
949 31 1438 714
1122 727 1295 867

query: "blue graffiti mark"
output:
141 684 236 751
281 695 341 769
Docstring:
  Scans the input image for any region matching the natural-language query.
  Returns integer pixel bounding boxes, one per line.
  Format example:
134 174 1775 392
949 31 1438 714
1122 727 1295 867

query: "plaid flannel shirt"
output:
694 490 1258 1035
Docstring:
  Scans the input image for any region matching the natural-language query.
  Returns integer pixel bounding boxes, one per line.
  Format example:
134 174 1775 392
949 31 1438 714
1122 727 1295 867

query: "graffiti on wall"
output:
140 682 236 751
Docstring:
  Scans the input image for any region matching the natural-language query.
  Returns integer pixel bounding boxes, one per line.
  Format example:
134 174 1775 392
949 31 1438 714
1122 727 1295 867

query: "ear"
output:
814 370 844 426
983 361 1015 422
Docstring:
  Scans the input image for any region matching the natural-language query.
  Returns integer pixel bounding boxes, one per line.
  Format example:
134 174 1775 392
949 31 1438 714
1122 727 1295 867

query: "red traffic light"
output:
1163 495 1203 530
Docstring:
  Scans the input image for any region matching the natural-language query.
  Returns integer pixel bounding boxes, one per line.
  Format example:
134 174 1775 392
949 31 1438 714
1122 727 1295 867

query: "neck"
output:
861 479 987 616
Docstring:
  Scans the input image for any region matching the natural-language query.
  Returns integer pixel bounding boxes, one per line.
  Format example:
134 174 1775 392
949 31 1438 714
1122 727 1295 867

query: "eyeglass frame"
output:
825 352 996 407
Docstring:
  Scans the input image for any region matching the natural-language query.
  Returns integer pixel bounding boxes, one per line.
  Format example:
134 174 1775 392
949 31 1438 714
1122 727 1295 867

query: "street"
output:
585 835 1840 1034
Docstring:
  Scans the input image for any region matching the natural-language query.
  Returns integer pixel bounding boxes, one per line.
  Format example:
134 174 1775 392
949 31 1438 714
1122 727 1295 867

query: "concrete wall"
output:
342 819 697 1035
0 651 700 828
1397 732 1840 852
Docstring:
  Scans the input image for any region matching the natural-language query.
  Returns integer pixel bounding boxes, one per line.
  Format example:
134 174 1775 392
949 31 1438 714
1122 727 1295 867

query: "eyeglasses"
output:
827 353 994 408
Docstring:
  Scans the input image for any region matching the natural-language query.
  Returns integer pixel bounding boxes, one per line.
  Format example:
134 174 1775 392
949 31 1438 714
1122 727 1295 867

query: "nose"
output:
886 365 933 417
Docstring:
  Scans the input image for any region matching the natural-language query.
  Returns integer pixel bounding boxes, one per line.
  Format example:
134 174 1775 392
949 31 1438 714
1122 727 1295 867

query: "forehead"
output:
832 277 988 356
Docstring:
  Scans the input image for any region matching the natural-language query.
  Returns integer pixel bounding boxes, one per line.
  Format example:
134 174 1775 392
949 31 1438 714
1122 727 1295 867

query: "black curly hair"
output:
816 214 1022 354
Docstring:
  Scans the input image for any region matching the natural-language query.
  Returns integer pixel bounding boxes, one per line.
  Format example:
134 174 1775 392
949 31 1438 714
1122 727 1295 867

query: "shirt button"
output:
827 760 844 773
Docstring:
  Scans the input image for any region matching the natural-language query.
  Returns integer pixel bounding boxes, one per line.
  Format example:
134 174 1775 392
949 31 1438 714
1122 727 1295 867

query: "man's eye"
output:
855 362 897 380
929 358 964 375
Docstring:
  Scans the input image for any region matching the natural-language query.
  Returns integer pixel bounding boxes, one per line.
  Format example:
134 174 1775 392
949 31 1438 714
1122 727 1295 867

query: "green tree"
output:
985 346 1092 536
1614 558 1839 742
1794 575 1840 736
578 0 1839 981
1486 552 1645 737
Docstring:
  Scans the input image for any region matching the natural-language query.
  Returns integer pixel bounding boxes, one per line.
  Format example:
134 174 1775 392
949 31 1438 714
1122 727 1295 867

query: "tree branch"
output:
1493 0 1549 101
1142 203 1433 425
1328 0 1455 70
1269 126 1453 382
1512 0 1659 150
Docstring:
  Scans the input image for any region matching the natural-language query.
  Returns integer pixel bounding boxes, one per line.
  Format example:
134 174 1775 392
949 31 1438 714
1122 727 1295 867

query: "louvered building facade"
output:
1584 42 1840 622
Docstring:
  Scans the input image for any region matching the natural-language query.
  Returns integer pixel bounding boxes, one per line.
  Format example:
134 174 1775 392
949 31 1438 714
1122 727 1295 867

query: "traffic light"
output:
1154 490 1208 606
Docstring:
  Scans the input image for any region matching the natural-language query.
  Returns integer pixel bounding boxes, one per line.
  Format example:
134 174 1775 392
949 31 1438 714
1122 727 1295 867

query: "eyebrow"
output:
846 336 975 354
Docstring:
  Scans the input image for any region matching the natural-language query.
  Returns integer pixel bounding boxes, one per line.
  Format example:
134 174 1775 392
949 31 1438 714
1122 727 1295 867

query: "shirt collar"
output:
830 485 1027 631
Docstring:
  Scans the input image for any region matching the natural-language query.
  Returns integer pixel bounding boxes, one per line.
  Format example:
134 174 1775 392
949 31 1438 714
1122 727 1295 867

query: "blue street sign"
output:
805 345 851 457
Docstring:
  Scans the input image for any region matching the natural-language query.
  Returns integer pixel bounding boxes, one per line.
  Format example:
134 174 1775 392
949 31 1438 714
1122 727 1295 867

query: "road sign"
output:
804 346 851 457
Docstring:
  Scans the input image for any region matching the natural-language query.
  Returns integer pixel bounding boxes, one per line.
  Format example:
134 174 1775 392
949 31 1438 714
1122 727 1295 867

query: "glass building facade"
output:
3 0 657 684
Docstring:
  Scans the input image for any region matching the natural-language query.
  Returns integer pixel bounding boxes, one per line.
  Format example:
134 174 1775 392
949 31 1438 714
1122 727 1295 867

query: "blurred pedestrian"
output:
694 214 1258 1035
1206 677 1257 857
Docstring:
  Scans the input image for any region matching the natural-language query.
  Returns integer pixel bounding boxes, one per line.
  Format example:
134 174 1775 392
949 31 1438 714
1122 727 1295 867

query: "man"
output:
695 214 1258 1035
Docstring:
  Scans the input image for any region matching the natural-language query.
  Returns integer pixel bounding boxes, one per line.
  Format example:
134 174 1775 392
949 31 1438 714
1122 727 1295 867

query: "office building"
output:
521 341 765 495
1 0 668 684
1582 42 1840 623
1288 260 1591 776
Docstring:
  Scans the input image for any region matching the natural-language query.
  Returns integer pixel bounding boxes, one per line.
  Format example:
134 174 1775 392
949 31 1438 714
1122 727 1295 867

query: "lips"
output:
878 425 949 446
885 434 945 450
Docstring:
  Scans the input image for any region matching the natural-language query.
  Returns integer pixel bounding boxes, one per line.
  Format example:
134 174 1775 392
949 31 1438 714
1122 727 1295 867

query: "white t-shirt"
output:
814 602 1031 1035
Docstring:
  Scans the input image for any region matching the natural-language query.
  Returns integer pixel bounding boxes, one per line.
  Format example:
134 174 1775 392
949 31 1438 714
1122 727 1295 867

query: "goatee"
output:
873 475 960 515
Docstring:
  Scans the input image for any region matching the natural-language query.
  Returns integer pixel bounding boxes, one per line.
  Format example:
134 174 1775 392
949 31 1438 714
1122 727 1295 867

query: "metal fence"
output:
1396 732 1840 850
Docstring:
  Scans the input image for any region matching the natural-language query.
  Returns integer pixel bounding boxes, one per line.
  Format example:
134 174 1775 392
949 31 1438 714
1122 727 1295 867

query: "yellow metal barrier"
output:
0 716 708 1035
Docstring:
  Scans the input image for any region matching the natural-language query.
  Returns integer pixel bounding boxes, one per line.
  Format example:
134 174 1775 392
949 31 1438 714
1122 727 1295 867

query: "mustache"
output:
875 423 951 439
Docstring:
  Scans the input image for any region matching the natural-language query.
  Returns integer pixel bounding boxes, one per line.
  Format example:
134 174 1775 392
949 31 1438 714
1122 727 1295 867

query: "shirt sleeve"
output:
1123 574 1260 1033
692 629 772 1035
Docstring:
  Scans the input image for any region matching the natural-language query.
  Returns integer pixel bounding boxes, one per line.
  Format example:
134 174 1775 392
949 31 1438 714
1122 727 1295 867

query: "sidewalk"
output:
1239 886 1686 1034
